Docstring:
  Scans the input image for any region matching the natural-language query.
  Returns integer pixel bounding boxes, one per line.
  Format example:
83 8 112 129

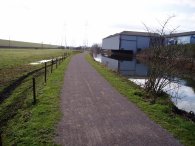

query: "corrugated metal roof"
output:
103 31 159 39
103 31 195 40
166 31 195 37
120 31 159 37
103 33 119 39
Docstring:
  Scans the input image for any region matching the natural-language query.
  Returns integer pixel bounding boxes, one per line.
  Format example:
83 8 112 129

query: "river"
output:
93 53 195 113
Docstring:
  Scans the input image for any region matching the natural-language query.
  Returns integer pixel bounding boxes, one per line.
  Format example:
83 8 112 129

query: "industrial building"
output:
102 31 159 54
102 31 195 54
166 31 195 45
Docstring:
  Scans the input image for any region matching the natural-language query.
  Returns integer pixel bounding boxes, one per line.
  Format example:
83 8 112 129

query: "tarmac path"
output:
55 53 182 146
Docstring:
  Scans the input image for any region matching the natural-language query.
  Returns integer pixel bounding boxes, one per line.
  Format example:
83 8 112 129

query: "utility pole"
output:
83 21 88 51
64 23 67 49
9 36 11 48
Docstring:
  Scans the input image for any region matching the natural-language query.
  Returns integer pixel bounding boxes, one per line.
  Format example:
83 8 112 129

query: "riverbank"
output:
85 54 195 146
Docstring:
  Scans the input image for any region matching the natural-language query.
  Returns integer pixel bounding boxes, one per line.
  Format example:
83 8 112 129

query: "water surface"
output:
94 54 195 112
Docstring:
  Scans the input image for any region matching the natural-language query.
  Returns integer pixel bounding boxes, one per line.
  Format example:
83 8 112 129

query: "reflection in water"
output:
30 59 52 65
129 78 195 112
94 54 149 77
94 54 195 113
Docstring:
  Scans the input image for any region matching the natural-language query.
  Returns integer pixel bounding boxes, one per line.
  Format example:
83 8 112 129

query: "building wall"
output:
120 35 137 53
121 35 136 40
137 36 150 50
120 35 136 53
102 35 120 50
190 35 195 44
166 35 195 45
120 35 150 53
177 36 191 44
120 40 137 51
102 35 151 54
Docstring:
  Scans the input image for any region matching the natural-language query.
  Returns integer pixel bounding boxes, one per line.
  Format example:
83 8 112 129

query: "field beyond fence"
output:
0 49 77 145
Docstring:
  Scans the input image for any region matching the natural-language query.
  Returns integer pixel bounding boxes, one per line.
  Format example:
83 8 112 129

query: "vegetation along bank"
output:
85 54 195 146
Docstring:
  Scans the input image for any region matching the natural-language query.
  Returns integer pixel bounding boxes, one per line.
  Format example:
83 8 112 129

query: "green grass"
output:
85 54 195 146
0 48 68 92
1 54 73 145
0 48 67 68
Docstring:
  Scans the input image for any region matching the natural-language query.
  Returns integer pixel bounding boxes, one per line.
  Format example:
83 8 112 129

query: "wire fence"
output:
0 53 69 103
0 52 69 145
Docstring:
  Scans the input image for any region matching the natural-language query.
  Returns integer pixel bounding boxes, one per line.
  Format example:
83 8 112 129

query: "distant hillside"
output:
0 39 59 49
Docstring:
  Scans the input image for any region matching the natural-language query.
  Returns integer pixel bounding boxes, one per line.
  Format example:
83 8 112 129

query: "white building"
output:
166 31 195 45
102 31 159 54
102 31 195 54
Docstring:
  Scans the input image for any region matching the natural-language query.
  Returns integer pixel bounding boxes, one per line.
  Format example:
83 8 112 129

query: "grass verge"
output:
1 54 72 145
85 54 195 146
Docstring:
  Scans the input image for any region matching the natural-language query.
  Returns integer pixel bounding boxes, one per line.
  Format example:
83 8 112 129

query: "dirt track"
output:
55 53 182 146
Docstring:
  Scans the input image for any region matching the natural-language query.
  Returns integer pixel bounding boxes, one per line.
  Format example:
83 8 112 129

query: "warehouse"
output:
102 31 159 54
166 31 195 45
102 31 195 55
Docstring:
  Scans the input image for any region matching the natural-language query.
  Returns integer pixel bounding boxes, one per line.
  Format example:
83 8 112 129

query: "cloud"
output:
148 0 195 8
0 0 195 46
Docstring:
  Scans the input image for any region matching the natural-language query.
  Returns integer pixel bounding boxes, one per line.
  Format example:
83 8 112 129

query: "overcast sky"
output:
0 0 195 46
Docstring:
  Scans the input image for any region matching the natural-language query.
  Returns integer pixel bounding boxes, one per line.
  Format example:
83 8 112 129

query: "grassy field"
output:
86 54 195 146
1 55 72 145
0 49 67 93
0 48 67 68
0 39 58 49
0 49 81 145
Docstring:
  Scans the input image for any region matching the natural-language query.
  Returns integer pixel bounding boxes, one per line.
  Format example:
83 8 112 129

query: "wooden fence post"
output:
0 132 2 146
51 59 53 73
44 62 47 83
33 77 36 104
56 58 58 68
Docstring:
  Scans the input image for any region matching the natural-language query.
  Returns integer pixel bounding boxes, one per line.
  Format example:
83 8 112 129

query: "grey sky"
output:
0 0 195 46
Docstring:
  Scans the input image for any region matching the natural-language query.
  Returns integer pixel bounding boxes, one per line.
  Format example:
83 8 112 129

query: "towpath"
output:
55 53 182 146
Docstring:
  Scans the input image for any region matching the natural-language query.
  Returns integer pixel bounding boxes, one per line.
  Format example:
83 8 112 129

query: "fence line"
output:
51 59 53 73
0 132 2 146
45 62 47 83
56 58 58 69
33 77 36 104
32 54 67 104
0 53 69 145
0 53 68 102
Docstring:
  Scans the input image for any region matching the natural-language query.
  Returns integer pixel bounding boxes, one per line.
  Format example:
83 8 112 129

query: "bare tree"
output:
90 43 102 56
141 16 189 102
